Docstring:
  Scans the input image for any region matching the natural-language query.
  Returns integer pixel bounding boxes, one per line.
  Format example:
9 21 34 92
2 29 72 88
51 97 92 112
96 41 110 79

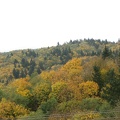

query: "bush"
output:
99 101 112 112
19 109 45 120
56 100 81 113
41 97 57 113
99 102 113 118
80 98 103 111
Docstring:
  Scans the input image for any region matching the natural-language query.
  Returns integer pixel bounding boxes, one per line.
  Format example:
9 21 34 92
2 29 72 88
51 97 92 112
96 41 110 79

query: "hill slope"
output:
0 39 120 119
0 39 119 84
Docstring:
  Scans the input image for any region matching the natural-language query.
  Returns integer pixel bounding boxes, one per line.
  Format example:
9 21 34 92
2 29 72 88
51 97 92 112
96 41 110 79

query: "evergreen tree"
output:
102 45 111 60
10 53 13 56
14 59 19 64
102 69 120 105
21 58 29 68
21 58 26 67
20 69 26 78
13 68 19 79
80 50 84 56
57 42 60 46
37 67 41 74
39 61 44 70
28 65 34 76
92 65 103 96
30 59 36 66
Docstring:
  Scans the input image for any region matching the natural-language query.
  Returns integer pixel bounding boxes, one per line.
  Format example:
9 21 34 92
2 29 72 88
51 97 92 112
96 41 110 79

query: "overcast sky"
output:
0 0 120 52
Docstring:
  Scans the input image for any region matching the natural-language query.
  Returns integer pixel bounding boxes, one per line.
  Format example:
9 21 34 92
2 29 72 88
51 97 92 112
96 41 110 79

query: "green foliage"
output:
56 100 81 113
19 69 26 78
19 109 45 120
13 68 20 79
79 97 112 113
2 87 29 107
92 65 103 95
33 81 52 104
99 102 112 112
29 75 43 87
21 58 29 68
102 70 120 105
41 97 57 113
27 94 39 111
80 98 103 111
102 45 111 60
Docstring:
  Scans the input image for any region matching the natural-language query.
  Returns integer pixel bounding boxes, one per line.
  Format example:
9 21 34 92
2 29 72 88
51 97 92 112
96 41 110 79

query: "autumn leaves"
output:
0 56 119 119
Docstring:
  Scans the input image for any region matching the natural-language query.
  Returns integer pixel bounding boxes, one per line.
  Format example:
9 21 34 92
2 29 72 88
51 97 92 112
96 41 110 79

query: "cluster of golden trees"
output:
0 56 119 119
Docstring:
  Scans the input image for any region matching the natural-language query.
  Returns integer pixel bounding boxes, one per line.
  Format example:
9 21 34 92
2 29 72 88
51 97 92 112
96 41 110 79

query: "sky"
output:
0 0 120 52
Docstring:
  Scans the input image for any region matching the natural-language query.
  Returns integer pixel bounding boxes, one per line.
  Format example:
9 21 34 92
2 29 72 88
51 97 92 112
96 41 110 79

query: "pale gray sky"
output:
0 0 120 52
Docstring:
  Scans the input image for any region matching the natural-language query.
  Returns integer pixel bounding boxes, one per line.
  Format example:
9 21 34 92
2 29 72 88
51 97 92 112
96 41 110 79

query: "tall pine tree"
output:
92 65 103 96
102 45 111 60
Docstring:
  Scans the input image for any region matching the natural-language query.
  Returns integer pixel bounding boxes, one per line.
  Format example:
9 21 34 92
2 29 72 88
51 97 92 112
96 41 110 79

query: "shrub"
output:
41 97 57 113
56 100 81 113
80 98 103 111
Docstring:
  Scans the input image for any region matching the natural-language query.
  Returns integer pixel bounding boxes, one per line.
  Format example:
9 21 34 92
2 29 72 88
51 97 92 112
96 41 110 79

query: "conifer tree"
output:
37 67 41 74
102 45 110 60
102 69 120 105
13 68 19 79
92 65 103 96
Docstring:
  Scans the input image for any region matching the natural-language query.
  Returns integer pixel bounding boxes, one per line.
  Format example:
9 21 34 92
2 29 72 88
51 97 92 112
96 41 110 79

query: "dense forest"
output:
0 39 120 119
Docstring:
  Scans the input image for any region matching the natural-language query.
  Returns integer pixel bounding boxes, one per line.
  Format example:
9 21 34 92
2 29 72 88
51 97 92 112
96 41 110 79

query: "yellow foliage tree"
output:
49 82 74 103
40 70 56 82
33 82 51 104
60 58 83 82
40 58 83 84
11 77 31 97
79 81 99 99
0 98 29 119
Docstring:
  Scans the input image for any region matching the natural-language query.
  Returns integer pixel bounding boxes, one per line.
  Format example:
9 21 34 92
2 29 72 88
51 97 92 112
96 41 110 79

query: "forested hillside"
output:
0 39 120 119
